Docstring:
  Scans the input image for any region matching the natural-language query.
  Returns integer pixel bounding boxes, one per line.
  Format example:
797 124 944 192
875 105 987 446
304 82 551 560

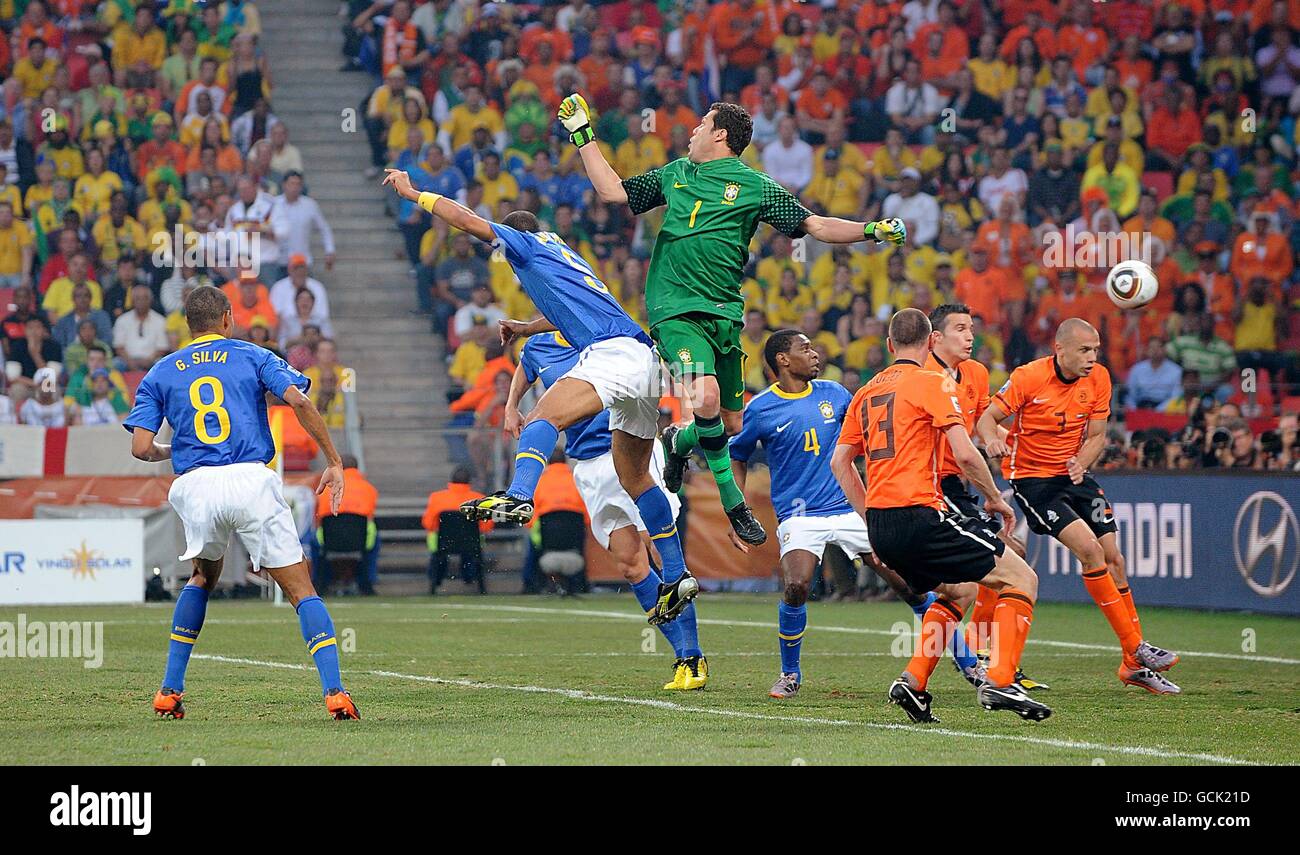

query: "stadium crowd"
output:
349 0 1300 475
0 0 347 437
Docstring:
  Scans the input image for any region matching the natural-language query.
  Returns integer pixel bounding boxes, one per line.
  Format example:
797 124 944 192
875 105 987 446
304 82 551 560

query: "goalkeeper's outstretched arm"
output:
557 93 628 204
804 214 908 246
382 169 496 242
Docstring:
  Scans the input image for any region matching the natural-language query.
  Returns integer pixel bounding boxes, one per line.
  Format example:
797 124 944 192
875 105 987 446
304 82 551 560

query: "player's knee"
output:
1014 564 1039 600
784 580 809 607
617 471 655 501
722 410 743 436
1079 540 1105 569
946 582 978 613
694 384 721 415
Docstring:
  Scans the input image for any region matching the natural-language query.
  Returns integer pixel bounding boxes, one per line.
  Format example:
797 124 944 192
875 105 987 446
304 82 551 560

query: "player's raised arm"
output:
382 169 496 242
557 93 630 205
757 173 906 246
282 384 346 515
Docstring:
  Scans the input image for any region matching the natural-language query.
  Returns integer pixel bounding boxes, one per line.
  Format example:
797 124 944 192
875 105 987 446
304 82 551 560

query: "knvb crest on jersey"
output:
1233 491 1299 598
722 182 740 205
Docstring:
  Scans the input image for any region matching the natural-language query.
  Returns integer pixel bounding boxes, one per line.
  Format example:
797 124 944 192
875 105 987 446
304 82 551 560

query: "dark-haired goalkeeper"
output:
559 93 906 545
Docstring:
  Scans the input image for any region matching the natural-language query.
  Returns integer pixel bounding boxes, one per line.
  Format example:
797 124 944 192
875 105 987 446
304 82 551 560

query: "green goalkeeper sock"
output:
694 414 745 510
672 421 698 456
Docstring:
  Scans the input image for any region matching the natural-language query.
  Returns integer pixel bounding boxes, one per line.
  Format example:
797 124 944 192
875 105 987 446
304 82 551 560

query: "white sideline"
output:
192 653 1255 766
423 602 1300 666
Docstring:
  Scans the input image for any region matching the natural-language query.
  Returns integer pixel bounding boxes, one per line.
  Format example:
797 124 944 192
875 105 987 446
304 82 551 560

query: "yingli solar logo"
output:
36 541 133 580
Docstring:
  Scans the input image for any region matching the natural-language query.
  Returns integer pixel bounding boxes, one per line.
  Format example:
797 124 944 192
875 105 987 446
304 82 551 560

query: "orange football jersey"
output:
993 356 1111 480
927 353 991 478
840 359 965 510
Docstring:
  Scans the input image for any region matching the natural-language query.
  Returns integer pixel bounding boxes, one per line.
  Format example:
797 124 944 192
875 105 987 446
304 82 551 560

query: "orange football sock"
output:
905 598 963 691
987 589 1034 687
1117 584 1142 639
1082 566 1140 662
964 584 998 653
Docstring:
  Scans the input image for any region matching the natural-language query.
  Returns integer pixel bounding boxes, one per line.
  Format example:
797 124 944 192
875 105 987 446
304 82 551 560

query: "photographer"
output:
1210 418 1258 469
1259 413 1300 472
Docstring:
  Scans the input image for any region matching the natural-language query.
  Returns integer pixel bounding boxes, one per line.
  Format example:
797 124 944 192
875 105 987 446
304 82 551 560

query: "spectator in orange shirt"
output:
223 269 279 338
1180 240 1237 341
974 195 1034 321
709 0 776 94
740 64 790 115
1145 87 1202 171
999 9 1057 63
653 82 696 147
1032 267 1108 345
311 453 380 595
794 70 847 144
422 465 492 593
1231 208 1294 287
1056 1 1109 83
136 113 190 181
954 244 1014 330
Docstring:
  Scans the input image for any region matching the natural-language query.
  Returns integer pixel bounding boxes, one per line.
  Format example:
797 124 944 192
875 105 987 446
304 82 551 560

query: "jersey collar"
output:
769 381 811 399
931 352 962 383
190 333 226 346
893 358 921 367
1052 356 1079 385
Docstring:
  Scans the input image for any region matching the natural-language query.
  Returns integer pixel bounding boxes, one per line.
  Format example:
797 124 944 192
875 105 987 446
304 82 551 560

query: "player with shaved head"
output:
976 319 1183 695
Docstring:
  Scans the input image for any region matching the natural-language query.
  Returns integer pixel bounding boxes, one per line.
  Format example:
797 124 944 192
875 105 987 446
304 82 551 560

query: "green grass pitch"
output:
1 594 1296 765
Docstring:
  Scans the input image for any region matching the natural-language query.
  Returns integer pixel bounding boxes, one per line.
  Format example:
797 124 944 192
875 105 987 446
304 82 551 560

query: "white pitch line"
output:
429 602 1300 666
191 653 1256 766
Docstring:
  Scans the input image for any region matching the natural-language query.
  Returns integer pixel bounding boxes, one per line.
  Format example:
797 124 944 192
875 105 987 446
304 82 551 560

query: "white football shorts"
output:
570 442 680 548
563 336 662 440
777 511 874 560
168 462 304 571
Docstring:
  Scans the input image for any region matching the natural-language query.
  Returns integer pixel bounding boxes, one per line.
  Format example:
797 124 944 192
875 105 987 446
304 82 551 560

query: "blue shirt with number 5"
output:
123 333 311 475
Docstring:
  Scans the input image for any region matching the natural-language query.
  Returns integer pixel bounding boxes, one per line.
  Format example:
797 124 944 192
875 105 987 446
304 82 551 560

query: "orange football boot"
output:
326 689 360 720
153 688 185 719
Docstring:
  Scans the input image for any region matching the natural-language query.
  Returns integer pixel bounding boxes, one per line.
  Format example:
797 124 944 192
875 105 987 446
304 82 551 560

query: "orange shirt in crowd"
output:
954 265 1014 326
268 404 320 461
533 461 588 520
450 354 516 413
840 360 964 510
974 220 1033 291
422 481 493 534
993 355 1112 481
1146 107 1202 158
795 86 847 122
927 353 991 479
1231 230 1294 286
709 1 775 69
1032 287 1109 340
1104 309 1163 374
315 466 379 523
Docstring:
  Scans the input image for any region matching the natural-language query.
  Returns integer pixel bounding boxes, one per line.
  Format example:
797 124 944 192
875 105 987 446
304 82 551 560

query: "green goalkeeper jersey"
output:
622 156 813 327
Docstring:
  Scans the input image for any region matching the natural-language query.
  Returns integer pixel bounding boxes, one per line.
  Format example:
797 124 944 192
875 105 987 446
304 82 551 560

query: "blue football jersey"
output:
520 331 611 461
123 334 310 475
491 222 653 352
729 379 854 524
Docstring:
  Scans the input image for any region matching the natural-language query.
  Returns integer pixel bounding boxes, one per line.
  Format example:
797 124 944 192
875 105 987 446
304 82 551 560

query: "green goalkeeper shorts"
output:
652 314 746 412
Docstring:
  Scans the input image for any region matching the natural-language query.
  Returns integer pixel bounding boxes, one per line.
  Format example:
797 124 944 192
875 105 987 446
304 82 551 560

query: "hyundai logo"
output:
1233 491 1299 598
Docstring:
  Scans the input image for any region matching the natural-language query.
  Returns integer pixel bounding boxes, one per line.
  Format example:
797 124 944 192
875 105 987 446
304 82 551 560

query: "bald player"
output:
976 318 1182 695
836 308 1051 723
927 303 1046 691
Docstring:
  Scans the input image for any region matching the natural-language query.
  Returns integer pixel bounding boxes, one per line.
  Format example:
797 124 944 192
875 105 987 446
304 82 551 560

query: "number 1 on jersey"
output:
688 199 702 228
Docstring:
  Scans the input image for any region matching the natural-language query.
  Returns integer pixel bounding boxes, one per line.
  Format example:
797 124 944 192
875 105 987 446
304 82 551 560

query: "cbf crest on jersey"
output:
819 400 834 419
677 347 693 364
722 182 740 205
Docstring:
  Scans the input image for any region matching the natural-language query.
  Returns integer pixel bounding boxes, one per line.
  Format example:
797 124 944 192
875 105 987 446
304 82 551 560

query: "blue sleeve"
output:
728 401 764 462
520 340 539 383
491 222 537 268
123 372 164 434
257 347 311 400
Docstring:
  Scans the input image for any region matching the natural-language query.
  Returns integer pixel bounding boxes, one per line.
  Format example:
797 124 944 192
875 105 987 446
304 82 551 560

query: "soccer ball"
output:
1104 259 1159 309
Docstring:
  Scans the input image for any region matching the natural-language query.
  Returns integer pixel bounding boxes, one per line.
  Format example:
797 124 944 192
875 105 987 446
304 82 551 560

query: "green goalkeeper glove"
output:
866 218 907 246
558 93 595 148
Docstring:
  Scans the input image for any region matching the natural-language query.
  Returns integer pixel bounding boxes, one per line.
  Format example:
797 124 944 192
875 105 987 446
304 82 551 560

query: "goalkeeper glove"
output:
866 218 907 246
558 93 595 148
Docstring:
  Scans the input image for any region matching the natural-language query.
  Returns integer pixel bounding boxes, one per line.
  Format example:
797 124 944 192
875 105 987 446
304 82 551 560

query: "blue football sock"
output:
296 595 343 694
630 569 686 657
778 600 807 679
162 584 208 691
950 621 979 670
634 486 687 582
910 591 937 617
508 420 559 500
675 602 701 659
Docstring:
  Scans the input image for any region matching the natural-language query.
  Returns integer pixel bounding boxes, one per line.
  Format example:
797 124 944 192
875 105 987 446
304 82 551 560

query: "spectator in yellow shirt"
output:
42 253 103 321
613 117 667 181
12 38 59 100
440 85 504 153
113 6 167 88
476 151 518 210
766 268 817 328
802 149 868 218
0 201 33 288
91 192 147 266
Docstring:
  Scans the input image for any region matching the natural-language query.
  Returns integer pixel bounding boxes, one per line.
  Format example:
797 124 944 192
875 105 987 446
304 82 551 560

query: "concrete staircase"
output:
260 0 452 569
